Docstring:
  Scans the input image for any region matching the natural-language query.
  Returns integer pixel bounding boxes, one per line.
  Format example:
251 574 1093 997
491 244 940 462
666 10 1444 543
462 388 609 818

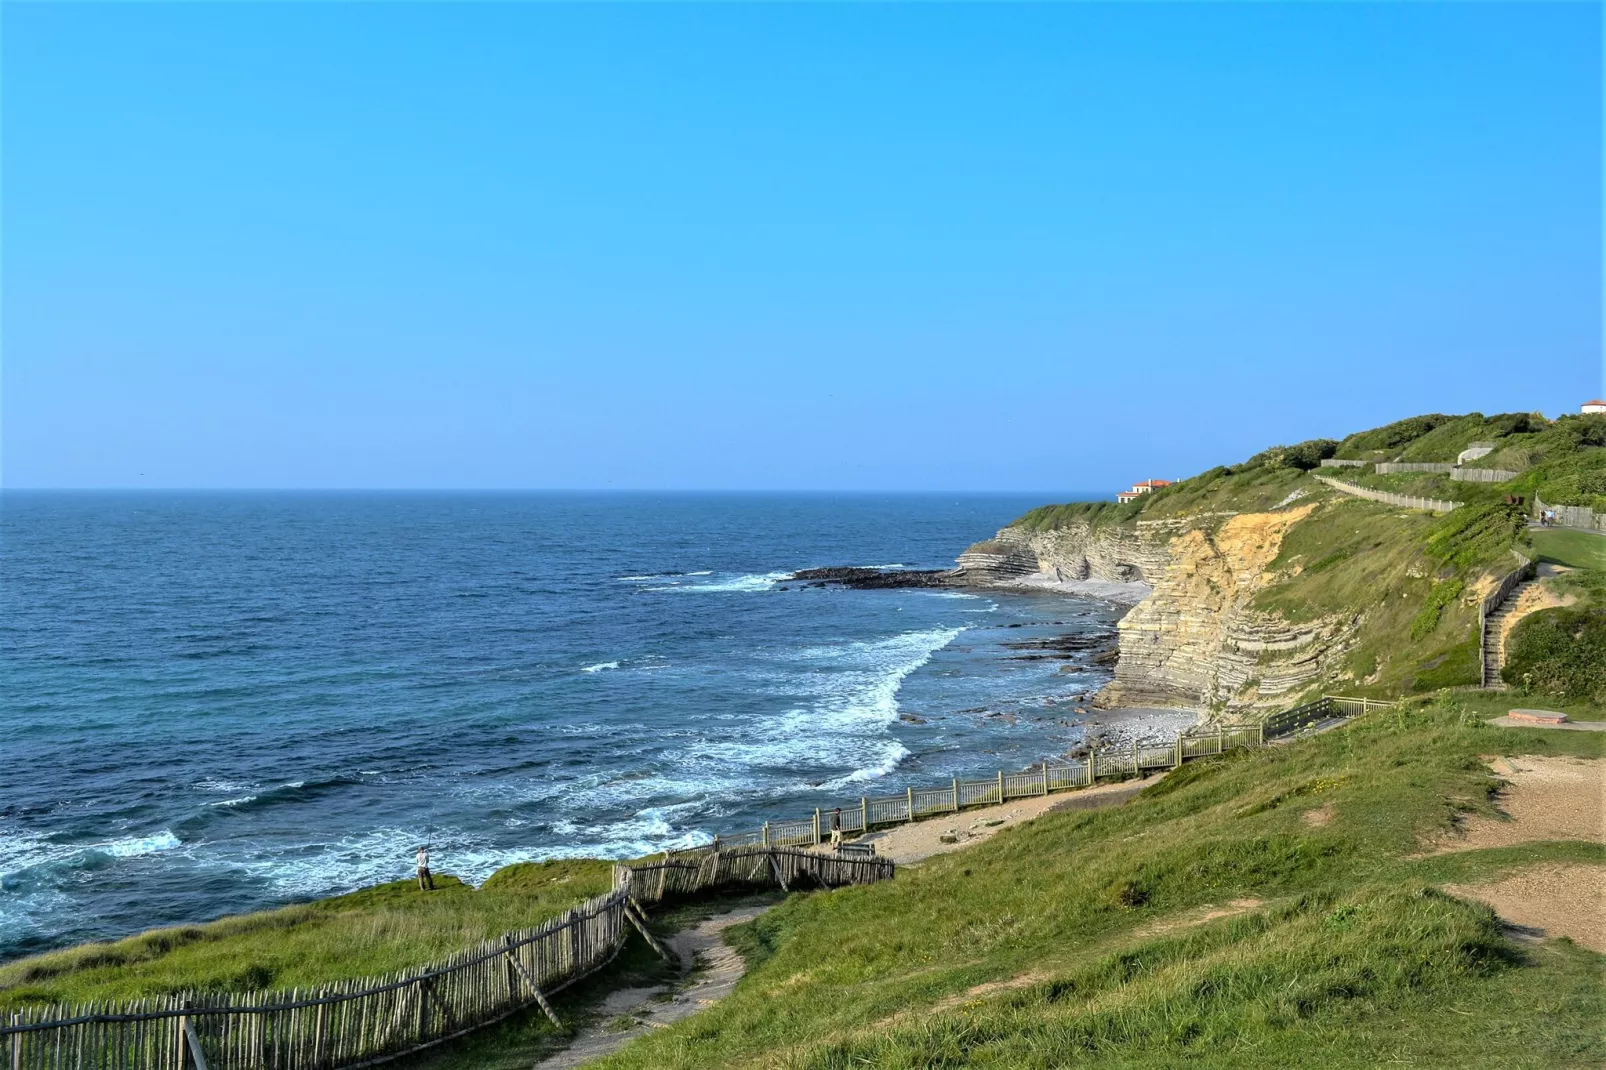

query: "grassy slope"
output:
585 698 1604 1070
0 859 613 1009
1006 413 1606 702
1531 528 1606 571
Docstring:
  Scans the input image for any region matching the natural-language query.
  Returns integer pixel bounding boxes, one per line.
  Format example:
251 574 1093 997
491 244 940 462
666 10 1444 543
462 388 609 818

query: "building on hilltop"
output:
1116 479 1171 504
1583 399 1606 414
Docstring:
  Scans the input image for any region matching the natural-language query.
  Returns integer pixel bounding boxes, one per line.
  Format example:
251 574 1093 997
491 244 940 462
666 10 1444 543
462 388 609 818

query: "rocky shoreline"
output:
785 564 1205 742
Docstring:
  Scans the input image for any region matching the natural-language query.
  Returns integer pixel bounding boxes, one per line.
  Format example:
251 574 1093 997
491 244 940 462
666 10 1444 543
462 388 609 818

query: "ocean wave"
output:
648 571 791 594
817 742 912 791
100 830 182 858
580 661 620 673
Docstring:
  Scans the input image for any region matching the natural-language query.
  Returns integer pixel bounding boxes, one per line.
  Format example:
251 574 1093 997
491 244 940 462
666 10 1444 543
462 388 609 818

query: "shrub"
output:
1245 438 1339 471
1501 607 1606 703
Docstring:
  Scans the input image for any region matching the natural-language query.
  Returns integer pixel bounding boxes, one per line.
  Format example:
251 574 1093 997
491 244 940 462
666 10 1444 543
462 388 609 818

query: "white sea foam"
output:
100 830 182 858
206 795 259 808
648 571 791 593
580 661 620 673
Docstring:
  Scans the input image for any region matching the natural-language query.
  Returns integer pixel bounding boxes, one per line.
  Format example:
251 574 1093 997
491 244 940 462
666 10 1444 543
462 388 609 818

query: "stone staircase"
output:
1481 572 1541 688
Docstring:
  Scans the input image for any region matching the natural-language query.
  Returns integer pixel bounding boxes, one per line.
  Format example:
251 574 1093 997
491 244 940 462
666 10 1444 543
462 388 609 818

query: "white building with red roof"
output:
1116 478 1172 504
1583 399 1606 414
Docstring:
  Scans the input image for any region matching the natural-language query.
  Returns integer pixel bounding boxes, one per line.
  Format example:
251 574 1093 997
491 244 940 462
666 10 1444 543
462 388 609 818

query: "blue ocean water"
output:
0 492 1124 959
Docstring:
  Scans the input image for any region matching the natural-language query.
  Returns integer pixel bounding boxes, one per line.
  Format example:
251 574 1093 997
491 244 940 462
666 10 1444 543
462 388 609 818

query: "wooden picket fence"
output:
1312 475 1461 514
679 695 1390 854
2 689 1386 1067
0 848 891 1070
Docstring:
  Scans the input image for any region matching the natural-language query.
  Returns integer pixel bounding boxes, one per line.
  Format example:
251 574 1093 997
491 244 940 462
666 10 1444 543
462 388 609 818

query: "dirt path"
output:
1432 755 1604 854
534 904 772 1070
1445 863 1606 953
1432 756 1605 953
856 773 1167 864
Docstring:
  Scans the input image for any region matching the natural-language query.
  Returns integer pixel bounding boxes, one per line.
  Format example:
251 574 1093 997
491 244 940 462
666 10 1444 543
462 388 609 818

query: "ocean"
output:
0 491 1127 960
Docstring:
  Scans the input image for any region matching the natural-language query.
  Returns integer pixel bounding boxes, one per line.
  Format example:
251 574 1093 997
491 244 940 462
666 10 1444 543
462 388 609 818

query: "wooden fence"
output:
3 688 1392 1067
1318 459 1368 468
1535 497 1606 534
1 849 890 1070
678 695 1389 855
1312 475 1461 514
1374 462 1454 475
1450 467 1521 484
1480 549 1537 688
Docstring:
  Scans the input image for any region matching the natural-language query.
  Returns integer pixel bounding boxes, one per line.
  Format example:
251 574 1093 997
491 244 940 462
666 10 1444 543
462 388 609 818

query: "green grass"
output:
571 697 1603 1069
0 859 613 1009
1530 528 1606 571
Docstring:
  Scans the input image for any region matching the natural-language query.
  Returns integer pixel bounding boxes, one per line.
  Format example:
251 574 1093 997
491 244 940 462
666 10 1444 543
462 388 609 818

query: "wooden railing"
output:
1312 475 1461 514
1 848 890 1069
1479 549 1537 688
677 695 1393 858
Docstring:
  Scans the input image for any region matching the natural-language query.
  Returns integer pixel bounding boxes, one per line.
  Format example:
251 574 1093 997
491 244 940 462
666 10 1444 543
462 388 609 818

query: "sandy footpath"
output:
1435 756 1605 954
855 773 1168 864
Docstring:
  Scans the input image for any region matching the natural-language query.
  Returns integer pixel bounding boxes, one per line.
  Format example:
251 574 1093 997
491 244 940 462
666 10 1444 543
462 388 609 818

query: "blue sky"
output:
3 3 1600 491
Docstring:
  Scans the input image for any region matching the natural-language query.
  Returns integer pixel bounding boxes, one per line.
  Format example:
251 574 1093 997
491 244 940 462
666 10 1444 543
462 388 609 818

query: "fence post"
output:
1174 735 1182 767
952 777 960 812
1040 761 1049 796
1258 723 1265 747
906 786 914 822
762 821 770 848
1131 738 1138 772
860 796 868 831
11 1014 21 1070
1089 747 1097 783
996 769 1005 803
813 808 822 845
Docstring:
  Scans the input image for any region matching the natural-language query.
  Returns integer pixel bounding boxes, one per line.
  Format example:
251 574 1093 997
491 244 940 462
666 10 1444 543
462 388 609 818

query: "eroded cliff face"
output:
953 517 1183 585
1094 506 1357 713
958 506 1357 714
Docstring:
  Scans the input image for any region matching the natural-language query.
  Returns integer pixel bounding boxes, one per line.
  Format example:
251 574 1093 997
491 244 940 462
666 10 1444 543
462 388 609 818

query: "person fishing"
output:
416 844 434 891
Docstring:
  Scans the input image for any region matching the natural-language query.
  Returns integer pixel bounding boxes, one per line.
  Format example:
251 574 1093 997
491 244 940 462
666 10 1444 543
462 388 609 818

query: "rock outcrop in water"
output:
788 566 955 589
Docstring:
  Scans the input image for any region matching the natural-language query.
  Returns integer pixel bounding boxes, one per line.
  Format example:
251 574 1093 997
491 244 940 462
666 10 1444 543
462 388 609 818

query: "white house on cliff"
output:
1583 399 1606 414
1116 479 1171 504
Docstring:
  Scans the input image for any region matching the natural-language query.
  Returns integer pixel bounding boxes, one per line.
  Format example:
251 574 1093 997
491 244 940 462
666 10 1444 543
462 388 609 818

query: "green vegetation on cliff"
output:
0 859 612 1009
1005 411 1605 701
1502 607 1606 705
553 699 1604 1069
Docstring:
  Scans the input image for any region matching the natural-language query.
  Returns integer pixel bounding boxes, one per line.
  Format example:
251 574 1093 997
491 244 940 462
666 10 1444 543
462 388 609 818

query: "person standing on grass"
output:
830 807 843 847
416 845 434 891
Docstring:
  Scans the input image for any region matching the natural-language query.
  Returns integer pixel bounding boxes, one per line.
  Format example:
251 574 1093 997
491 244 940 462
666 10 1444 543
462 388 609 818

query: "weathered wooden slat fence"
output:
1312 475 1461 514
1 848 891 1070
680 695 1390 856
3 689 1388 1066
1534 497 1606 534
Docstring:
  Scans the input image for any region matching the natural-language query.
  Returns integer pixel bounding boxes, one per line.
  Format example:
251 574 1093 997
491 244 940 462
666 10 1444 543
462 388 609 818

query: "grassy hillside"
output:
530 696 1603 1069
1006 412 1605 700
0 859 612 1009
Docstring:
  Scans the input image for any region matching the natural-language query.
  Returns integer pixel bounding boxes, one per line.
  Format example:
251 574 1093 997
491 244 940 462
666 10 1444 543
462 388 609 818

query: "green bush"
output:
1245 439 1339 472
1501 607 1606 703
1409 579 1463 641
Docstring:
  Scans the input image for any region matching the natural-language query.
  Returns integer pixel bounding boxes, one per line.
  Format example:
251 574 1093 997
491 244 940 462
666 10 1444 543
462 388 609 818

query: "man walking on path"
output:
830 807 843 847
416 845 434 891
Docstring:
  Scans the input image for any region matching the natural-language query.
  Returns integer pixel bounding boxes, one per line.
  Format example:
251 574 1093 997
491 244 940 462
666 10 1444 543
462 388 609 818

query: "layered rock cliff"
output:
959 505 1357 715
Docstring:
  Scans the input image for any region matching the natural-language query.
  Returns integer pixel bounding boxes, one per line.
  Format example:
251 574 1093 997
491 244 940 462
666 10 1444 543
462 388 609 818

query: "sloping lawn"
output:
0 859 613 1008
582 696 1604 1069
1530 528 1606 571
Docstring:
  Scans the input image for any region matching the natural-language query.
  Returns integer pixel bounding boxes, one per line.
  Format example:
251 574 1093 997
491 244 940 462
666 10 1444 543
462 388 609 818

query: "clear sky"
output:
3 3 1601 491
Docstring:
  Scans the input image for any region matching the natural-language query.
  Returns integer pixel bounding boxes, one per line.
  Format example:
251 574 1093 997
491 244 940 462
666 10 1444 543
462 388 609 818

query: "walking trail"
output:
1435 755 1605 953
534 904 772 1070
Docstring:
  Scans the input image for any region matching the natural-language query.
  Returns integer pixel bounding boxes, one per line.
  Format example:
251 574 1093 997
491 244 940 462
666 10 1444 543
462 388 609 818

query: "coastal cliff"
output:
957 505 1352 714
